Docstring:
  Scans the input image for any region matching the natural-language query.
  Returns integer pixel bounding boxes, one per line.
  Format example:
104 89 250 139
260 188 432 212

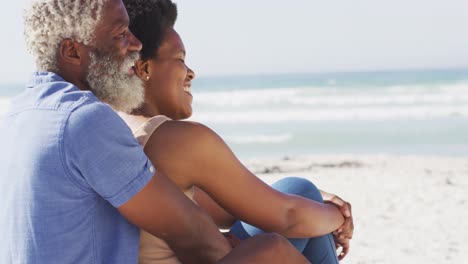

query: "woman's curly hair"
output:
24 0 106 72
123 0 178 61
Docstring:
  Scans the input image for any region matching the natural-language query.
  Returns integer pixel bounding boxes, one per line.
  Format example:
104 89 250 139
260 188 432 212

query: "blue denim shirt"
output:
0 72 155 263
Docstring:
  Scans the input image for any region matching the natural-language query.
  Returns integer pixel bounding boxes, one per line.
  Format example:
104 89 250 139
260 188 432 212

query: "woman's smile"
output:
183 83 192 94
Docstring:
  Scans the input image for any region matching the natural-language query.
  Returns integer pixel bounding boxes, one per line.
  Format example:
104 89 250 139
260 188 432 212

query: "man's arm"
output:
194 187 237 229
118 171 231 264
218 234 310 264
63 105 230 263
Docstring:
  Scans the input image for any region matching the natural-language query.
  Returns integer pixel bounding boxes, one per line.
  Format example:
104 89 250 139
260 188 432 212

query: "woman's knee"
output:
271 177 323 203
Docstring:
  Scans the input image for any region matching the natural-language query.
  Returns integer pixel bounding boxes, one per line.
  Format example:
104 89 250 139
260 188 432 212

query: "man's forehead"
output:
98 0 129 30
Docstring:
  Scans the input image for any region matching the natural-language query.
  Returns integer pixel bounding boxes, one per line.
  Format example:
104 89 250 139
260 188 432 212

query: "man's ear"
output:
58 39 84 66
134 59 150 82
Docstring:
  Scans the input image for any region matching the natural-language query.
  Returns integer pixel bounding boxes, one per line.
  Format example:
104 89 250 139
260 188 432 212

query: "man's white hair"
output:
24 0 106 72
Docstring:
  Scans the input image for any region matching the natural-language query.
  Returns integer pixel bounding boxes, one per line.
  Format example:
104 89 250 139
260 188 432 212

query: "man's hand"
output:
320 190 354 260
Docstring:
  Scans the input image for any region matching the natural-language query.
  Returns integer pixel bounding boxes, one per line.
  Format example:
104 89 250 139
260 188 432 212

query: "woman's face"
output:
144 28 195 120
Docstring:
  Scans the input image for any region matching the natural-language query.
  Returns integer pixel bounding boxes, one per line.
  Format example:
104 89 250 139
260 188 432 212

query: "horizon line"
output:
1 66 467 85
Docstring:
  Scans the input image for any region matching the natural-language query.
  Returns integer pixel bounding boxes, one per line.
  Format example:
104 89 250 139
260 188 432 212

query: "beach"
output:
243 155 468 264
192 70 468 263
0 97 11 117
1 70 467 263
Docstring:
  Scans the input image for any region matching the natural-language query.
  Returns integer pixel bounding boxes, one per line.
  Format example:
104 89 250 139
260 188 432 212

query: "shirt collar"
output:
27 72 66 88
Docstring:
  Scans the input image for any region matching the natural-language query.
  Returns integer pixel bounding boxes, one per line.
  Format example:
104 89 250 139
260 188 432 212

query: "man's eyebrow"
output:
111 17 129 29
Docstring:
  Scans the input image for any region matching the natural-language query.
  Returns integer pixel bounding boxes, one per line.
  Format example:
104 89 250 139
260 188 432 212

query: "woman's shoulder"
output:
133 115 172 147
162 119 215 135
148 118 223 151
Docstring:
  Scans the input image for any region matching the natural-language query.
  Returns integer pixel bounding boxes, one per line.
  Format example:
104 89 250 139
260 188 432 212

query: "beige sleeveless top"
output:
133 115 195 264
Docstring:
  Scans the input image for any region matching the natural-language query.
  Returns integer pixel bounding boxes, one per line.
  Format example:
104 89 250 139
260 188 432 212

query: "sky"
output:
1 0 467 84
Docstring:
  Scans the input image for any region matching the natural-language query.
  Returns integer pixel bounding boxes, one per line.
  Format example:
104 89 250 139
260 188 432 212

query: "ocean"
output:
2 68 468 158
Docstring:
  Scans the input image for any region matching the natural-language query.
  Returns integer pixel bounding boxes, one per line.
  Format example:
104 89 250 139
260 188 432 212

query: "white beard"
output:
86 50 144 113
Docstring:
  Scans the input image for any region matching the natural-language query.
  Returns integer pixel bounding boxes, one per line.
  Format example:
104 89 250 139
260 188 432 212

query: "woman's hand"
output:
222 231 241 248
320 190 354 237
333 216 353 240
320 190 354 260
333 235 350 260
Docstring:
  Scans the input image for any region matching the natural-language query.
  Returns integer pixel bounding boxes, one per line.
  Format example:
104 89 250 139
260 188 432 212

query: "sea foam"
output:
190 82 468 124
192 82 468 109
191 105 468 124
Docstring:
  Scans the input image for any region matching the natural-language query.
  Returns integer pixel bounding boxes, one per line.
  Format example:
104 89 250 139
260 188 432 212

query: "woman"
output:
121 0 353 263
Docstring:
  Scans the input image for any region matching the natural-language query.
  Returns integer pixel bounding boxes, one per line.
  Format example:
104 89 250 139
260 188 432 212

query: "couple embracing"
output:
0 0 353 263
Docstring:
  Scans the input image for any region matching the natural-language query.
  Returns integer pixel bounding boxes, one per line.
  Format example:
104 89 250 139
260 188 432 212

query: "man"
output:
0 0 310 263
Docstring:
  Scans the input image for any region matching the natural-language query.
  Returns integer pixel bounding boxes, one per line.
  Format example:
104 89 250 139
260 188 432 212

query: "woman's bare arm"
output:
144 121 344 238
194 187 237 229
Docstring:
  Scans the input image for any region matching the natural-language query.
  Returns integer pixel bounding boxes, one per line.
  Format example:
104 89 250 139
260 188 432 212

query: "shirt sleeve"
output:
62 101 155 207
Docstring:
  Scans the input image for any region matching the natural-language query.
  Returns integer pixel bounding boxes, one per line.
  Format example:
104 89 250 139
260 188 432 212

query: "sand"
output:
242 155 468 264
0 97 10 118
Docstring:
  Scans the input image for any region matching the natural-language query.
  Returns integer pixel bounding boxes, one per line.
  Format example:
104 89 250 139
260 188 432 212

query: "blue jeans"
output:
230 177 339 264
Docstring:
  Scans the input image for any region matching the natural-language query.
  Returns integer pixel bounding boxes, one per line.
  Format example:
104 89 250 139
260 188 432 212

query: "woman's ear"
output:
134 59 150 82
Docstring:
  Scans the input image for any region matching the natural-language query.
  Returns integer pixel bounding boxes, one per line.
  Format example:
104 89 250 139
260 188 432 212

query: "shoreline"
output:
242 155 468 264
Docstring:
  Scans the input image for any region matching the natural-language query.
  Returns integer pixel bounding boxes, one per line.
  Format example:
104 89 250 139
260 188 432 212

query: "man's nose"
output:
128 31 142 52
